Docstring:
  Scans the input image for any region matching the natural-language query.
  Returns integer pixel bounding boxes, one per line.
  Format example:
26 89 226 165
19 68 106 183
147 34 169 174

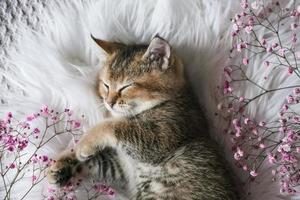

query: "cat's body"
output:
47 36 238 200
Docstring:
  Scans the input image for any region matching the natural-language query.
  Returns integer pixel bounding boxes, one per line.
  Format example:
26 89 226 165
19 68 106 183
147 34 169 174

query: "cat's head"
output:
93 35 185 117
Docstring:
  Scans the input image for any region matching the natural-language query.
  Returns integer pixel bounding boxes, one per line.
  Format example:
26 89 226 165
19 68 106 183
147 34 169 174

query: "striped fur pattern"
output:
47 36 238 199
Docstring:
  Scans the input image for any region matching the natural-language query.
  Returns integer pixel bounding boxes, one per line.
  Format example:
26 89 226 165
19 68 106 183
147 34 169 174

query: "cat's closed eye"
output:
119 83 134 93
103 83 109 90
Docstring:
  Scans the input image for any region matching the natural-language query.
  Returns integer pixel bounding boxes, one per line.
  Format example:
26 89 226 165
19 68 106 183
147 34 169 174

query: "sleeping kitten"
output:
47 36 238 200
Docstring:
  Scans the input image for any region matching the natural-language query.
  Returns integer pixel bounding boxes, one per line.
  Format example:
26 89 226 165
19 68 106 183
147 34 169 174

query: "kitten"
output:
47 36 238 200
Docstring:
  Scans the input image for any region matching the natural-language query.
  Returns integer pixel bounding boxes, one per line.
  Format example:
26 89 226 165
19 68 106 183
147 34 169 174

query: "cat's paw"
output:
47 152 78 186
75 124 117 161
75 135 98 161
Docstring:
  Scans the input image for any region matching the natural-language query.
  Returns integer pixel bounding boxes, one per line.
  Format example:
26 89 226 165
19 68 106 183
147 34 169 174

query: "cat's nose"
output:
107 101 116 108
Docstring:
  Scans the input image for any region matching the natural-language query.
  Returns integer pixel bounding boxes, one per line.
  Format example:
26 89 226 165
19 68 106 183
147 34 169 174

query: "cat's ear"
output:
91 35 124 54
142 35 171 70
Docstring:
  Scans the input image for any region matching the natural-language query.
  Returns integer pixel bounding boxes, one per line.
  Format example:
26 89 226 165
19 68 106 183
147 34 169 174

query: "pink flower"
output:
26 114 36 121
236 42 247 52
261 38 267 46
293 88 300 95
278 144 291 152
238 96 245 102
32 175 37 183
223 81 233 94
240 0 248 9
244 118 250 124
286 95 295 104
259 143 265 149
293 116 299 122
259 121 266 127
251 1 259 9
288 67 294 75
245 26 253 34
268 153 276 164
272 42 279 49
72 120 81 129
250 170 258 177
41 155 49 163
266 46 273 53
252 128 258 135
242 165 248 171
291 23 298 30
217 103 223 110
296 147 300 153
278 48 286 57
33 128 40 134
263 61 270 67
9 163 16 169
281 104 289 111
242 57 249 65
233 23 239 31
41 105 50 117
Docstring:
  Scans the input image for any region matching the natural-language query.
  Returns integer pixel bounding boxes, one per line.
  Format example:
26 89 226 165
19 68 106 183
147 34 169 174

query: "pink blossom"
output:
242 57 249 65
238 96 245 102
293 88 300 95
296 147 300 153
268 153 276 164
272 42 279 49
250 170 258 177
217 103 223 110
251 1 259 10
41 155 49 163
258 121 266 127
32 175 37 183
291 23 298 30
263 61 270 67
278 48 286 57
288 67 294 75
41 105 50 117
244 118 250 124
242 165 248 171
244 26 253 34
236 42 247 52
261 38 267 46
240 0 248 9
9 163 16 169
235 127 242 137
233 23 239 31
259 143 265 149
223 81 233 94
72 120 81 129
252 128 258 135
26 114 36 121
278 144 291 152
281 104 289 111
287 95 295 104
293 116 299 122
266 46 273 53
33 128 40 134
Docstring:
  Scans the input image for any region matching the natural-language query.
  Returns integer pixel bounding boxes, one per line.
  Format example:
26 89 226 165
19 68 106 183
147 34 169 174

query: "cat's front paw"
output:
75 135 98 161
75 123 118 161
47 152 78 186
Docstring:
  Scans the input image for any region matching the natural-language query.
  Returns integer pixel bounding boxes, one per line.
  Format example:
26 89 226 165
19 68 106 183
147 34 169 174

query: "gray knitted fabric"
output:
0 0 50 107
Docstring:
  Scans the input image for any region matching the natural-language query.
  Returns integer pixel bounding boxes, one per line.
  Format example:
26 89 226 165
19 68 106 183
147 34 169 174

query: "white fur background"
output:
1 0 299 199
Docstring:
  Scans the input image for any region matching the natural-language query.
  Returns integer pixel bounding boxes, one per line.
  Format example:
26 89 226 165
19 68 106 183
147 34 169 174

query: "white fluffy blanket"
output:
0 0 298 199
